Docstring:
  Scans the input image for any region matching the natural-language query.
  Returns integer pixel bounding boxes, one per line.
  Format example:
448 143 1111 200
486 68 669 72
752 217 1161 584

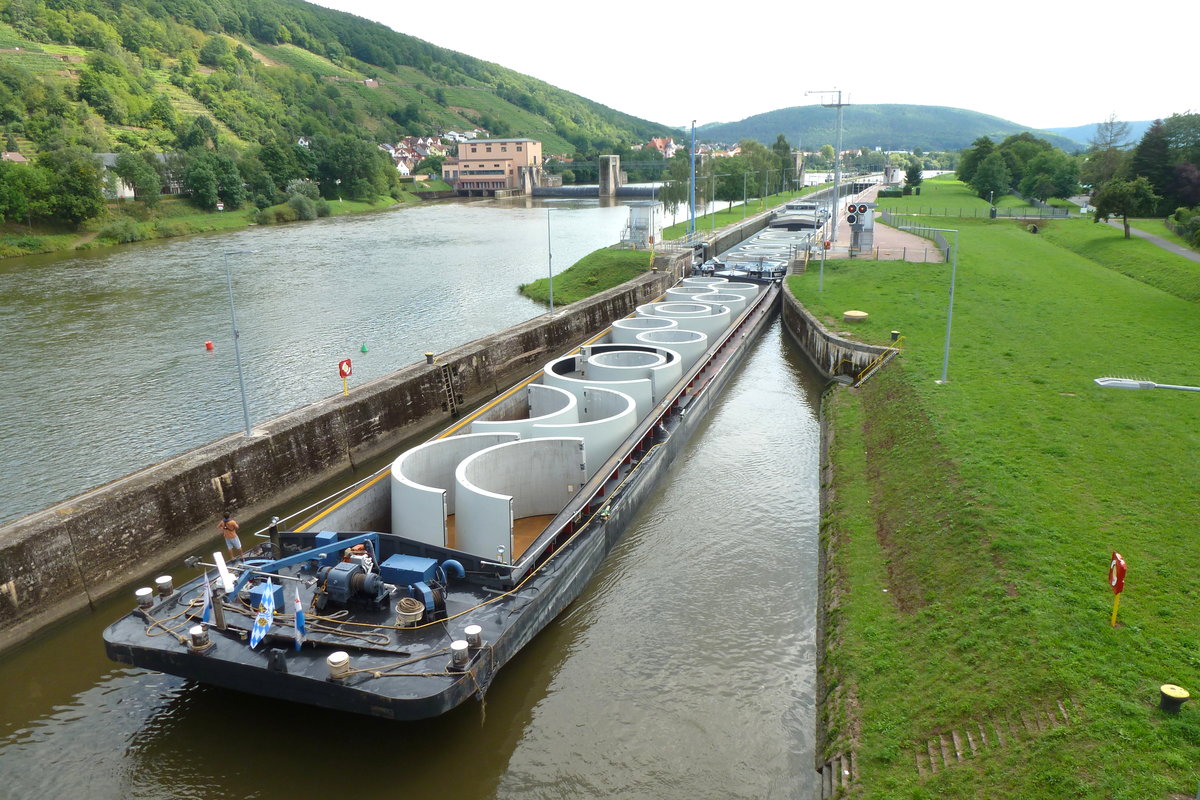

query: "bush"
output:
285 179 320 200
878 189 902 198
153 220 191 238
288 194 317 220
315 198 331 217
97 218 145 243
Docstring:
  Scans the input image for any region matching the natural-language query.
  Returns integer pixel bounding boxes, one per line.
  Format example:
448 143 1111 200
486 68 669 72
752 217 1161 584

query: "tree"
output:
114 151 161 206
1081 114 1133 193
1092 177 1160 238
39 147 105 227
1129 120 1171 207
969 152 1011 201
957 136 994 185
904 161 923 187
1018 150 1079 201
772 134 792 172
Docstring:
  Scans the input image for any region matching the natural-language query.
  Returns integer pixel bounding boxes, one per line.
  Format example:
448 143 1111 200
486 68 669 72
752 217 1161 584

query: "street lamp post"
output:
222 250 255 437
900 225 959 384
1094 377 1200 392
689 120 696 237
546 209 554 313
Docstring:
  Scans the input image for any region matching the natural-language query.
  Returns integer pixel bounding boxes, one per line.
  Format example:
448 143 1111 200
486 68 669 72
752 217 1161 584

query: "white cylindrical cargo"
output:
693 291 748 317
709 281 759 300
611 316 676 345
634 329 708 372
681 277 728 288
638 302 731 341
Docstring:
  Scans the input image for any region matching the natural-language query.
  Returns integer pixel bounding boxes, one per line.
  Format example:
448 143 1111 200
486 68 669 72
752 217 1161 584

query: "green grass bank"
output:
520 247 654 306
792 213 1200 797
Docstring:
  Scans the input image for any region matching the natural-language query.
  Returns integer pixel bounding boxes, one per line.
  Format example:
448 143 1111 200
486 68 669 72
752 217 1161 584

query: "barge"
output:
104 274 780 720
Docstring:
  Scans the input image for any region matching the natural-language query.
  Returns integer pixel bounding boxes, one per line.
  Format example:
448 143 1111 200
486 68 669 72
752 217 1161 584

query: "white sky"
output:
311 0 1190 132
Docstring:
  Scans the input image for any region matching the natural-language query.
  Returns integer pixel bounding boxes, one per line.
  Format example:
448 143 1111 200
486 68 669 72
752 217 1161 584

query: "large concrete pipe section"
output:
665 286 720 303
455 438 587 561
390 432 520 546
637 301 732 342
471 383 578 438
531 386 638 478
706 281 759 301
611 316 677 345
634 329 709 372
543 353 655 419
681 276 729 289
692 291 748 317
582 347 682 405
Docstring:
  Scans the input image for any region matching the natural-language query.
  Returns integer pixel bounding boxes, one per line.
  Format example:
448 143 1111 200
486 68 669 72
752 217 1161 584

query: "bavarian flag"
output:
200 574 214 624
292 584 307 651
249 580 275 649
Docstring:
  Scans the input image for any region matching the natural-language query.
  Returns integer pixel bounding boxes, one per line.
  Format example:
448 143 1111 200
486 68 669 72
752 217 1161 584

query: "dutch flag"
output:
293 584 307 651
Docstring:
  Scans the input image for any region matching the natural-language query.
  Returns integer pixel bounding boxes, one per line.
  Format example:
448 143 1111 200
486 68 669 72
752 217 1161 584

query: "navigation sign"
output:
338 359 353 378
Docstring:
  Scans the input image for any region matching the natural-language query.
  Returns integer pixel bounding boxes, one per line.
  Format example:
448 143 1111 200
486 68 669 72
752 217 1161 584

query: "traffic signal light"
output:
846 203 858 225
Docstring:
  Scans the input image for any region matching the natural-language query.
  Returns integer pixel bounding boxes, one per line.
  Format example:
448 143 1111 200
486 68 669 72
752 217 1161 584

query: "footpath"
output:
1107 219 1200 263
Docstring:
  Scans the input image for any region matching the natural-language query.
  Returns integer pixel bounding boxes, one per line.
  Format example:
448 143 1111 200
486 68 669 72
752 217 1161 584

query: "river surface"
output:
0 195 709 524
0 320 823 800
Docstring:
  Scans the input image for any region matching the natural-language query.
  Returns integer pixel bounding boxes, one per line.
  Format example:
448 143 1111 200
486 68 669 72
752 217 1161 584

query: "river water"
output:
0 196 825 799
0 195 705 524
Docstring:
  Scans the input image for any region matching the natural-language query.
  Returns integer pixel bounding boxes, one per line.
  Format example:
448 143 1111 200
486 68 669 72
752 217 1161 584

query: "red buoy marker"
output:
205 341 214 350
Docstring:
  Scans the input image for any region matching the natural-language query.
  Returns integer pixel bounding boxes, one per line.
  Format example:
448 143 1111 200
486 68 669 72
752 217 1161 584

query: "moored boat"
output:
103 272 780 720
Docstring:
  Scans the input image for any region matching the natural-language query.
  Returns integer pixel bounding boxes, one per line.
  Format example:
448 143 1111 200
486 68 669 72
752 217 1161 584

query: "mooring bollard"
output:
1160 684 1190 713
425 352 434 365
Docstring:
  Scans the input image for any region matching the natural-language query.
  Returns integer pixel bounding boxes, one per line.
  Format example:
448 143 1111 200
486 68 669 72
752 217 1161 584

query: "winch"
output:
314 560 388 610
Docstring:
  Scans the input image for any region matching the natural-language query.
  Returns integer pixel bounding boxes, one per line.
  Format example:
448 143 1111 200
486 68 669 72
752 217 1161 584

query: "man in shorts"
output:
219 512 242 559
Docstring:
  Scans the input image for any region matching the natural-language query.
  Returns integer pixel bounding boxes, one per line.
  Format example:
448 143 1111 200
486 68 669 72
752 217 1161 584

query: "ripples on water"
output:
0 199 640 522
1 220 825 798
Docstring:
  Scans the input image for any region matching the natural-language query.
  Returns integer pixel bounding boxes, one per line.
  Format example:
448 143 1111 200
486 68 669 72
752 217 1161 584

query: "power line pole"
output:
807 89 849 245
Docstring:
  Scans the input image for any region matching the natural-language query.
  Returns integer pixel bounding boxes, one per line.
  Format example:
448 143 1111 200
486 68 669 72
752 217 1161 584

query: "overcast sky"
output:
311 0 1189 133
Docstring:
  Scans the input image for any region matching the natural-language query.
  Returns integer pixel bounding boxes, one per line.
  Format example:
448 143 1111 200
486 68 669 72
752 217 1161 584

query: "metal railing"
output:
875 205 1067 219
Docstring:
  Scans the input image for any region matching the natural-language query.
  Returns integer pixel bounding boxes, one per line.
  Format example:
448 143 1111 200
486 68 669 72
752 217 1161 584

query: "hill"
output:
0 0 671 162
697 104 1083 153
1042 120 1154 148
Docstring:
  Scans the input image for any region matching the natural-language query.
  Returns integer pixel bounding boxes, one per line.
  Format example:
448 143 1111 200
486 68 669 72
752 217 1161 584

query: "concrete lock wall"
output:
0 256 687 652
781 289 891 380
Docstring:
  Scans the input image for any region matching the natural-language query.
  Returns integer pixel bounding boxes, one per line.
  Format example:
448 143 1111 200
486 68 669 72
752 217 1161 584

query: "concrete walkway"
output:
1105 219 1200 263
824 183 945 262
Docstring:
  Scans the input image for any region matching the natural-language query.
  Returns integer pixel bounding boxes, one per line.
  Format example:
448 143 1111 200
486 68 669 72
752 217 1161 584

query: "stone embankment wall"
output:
0 255 687 651
781 290 892 380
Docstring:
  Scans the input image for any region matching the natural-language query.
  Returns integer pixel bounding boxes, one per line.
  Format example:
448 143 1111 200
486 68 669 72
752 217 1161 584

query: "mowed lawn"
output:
790 216 1200 797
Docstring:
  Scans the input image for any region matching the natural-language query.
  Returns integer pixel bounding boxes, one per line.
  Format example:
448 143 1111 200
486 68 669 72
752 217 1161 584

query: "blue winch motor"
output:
315 561 387 609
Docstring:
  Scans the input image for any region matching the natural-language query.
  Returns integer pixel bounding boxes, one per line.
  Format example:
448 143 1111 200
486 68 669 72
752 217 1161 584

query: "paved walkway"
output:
1105 219 1200 263
823 184 945 262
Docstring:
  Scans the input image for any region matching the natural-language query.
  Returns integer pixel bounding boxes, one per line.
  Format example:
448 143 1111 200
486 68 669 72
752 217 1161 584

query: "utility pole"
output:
808 89 849 246
689 120 696 237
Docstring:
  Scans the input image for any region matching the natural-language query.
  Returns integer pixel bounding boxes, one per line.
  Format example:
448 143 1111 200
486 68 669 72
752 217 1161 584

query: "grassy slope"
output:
796 217 1200 797
519 247 651 305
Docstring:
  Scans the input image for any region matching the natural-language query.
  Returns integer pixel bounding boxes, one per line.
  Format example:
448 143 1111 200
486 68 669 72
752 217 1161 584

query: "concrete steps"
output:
817 751 855 798
914 697 1082 779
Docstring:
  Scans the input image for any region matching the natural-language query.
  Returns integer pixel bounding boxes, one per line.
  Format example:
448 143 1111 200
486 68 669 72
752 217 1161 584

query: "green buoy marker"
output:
360 342 368 353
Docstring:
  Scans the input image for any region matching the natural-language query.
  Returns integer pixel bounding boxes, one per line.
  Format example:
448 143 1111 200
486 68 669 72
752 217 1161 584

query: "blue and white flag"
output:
249 580 275 649
292 584 307 651
200 574 214 624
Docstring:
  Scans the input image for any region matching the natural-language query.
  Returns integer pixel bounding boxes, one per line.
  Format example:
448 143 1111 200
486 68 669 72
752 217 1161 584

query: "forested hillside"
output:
699 104 1081 153
0 0 672 233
